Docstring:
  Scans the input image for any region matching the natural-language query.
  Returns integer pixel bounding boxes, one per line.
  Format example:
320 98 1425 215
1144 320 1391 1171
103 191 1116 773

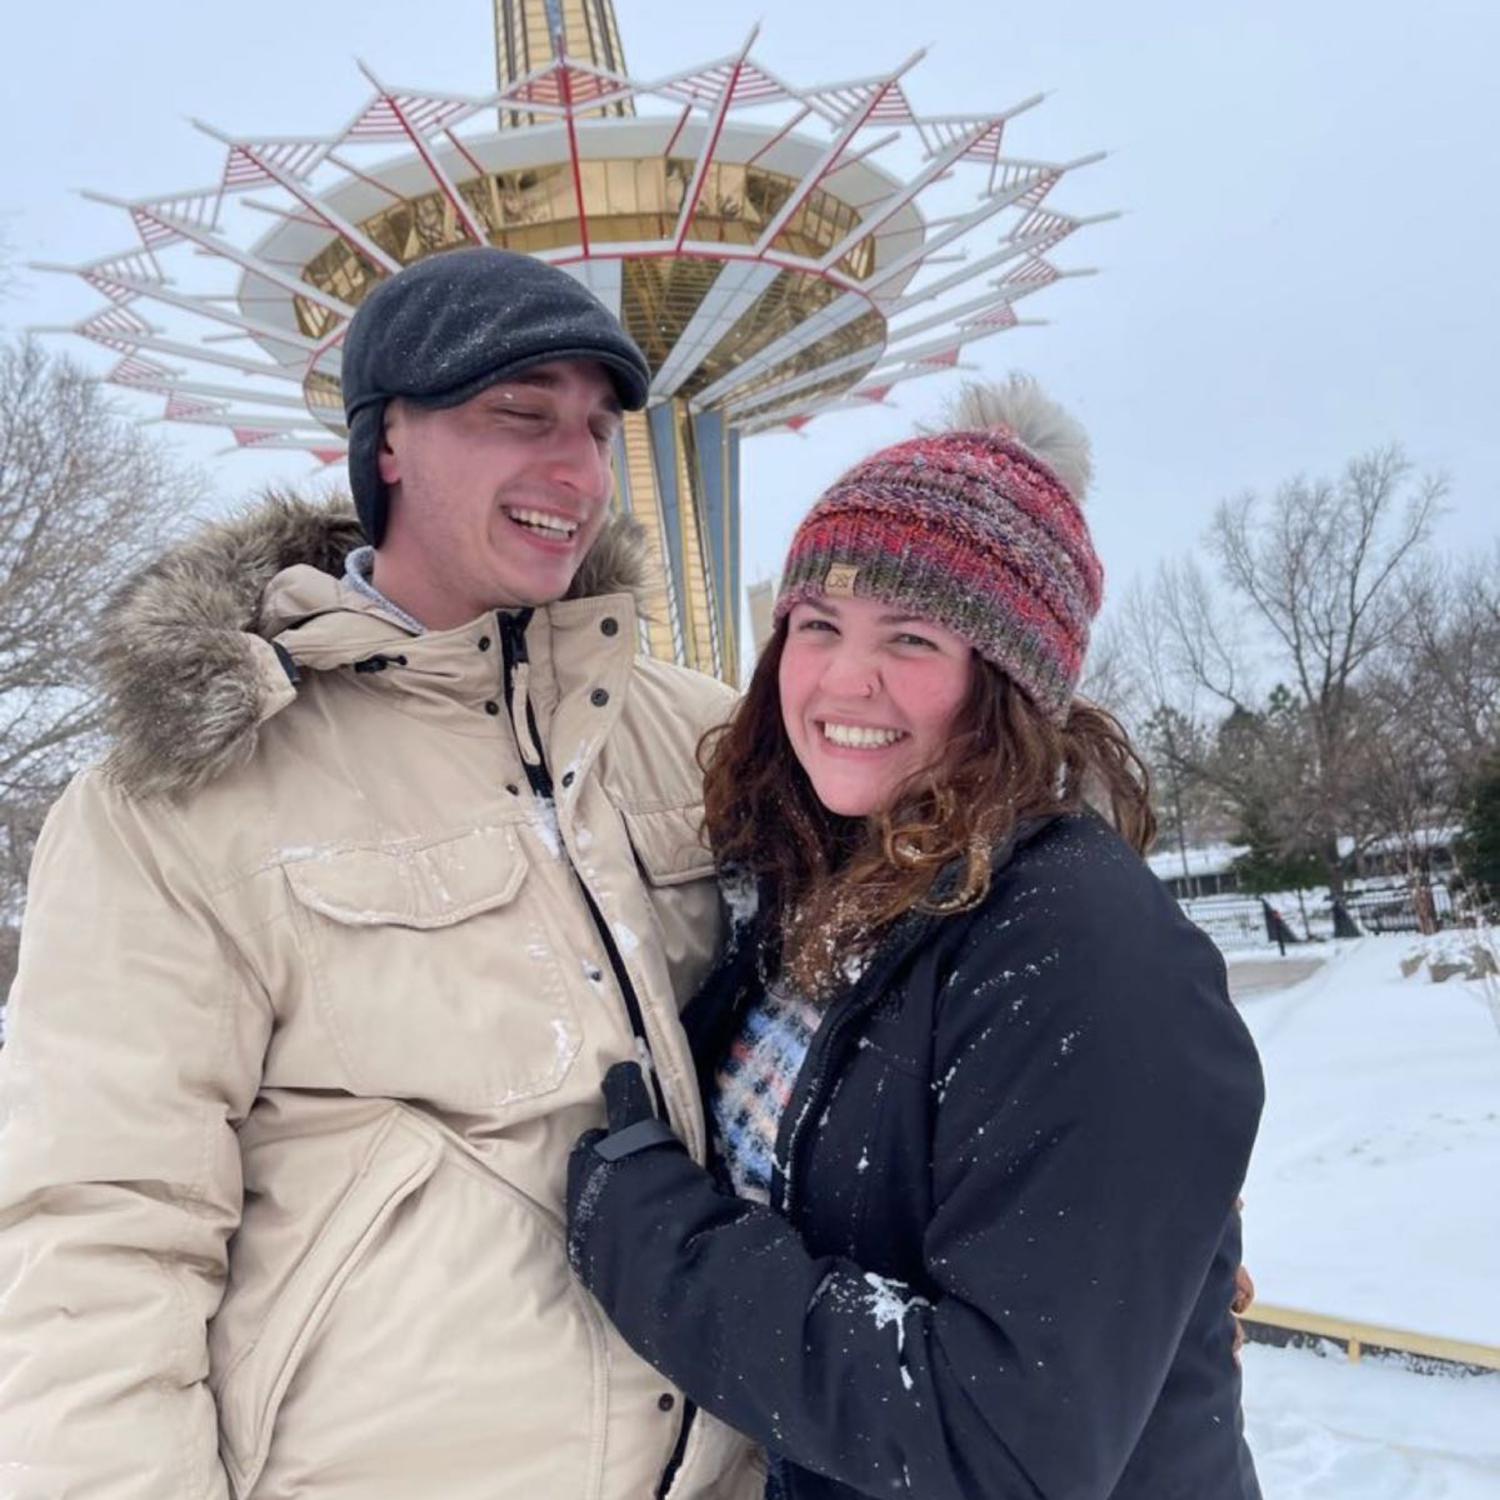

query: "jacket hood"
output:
95 490 654 799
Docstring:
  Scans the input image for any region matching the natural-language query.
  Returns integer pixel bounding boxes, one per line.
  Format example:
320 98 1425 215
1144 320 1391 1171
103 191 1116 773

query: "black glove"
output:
567 1061 685 1273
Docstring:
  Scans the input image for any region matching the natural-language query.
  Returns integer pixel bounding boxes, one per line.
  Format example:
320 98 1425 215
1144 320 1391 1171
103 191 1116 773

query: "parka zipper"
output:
497 610 697 1495
497 609 669 1116
766 923 932 1220
768 821 1050 1216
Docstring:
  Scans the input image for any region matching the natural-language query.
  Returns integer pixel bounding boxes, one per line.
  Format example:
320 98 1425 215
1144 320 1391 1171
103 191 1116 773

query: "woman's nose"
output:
820 647 879 700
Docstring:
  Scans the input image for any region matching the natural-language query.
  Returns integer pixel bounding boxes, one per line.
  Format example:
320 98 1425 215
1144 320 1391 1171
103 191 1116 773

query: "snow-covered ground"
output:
1243 1342 1500 1498
1236 934 1500 1344
1229 935 1500 1494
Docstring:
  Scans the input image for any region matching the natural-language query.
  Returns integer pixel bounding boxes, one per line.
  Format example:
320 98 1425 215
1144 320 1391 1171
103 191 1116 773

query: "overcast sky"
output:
4 0 1496 632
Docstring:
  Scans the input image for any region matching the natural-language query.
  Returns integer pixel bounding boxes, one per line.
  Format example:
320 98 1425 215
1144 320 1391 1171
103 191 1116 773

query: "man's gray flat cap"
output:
340 247 651 544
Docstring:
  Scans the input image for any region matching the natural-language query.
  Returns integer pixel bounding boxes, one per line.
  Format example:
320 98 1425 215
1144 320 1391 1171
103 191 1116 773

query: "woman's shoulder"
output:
944 812 1229 1020
932 815 1258 1115
987 812 1184 934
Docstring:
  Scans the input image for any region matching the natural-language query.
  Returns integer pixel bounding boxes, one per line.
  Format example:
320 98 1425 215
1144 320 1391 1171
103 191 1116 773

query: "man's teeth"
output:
508 508 578 538
821 722 905 749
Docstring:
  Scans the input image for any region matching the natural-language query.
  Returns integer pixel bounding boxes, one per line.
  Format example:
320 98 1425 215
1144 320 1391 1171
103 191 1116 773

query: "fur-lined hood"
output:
95 491 654 798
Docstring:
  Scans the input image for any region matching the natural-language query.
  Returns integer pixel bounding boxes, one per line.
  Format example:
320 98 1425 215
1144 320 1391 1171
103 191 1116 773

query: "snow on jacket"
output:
0 495 759 1500
568 813 1265 1500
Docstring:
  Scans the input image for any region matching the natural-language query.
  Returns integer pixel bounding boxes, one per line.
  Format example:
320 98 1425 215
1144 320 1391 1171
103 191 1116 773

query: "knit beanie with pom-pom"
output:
773 375 1104 721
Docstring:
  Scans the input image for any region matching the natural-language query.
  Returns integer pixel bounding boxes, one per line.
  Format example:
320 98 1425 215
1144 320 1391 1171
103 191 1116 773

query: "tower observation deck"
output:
38 0 1110 682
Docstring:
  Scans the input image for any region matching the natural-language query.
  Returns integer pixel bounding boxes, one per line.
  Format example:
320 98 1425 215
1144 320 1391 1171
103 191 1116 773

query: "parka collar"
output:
96 490 655 798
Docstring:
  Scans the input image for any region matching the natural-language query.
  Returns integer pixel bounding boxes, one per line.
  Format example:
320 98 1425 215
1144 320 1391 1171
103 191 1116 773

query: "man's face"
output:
377 359 624 616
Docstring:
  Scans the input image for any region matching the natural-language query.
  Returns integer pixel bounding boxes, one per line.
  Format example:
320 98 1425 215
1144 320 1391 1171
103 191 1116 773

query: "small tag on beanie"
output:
823 563 861 596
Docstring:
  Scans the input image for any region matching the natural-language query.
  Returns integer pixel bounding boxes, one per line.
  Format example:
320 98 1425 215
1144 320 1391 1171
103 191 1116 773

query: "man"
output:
0 249 760 1499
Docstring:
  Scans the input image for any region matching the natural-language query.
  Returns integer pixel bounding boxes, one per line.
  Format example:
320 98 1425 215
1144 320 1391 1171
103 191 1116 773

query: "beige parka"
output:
0 495 760 1500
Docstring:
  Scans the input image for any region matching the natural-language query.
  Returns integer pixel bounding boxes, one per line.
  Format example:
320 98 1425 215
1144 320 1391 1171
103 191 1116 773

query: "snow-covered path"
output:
1223 935 1500 1493
1235 935 1500 1346
1243 1343 1500 1498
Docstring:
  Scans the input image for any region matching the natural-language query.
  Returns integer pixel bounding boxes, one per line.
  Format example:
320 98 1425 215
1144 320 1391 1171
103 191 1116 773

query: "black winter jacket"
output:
569 813 1265 1500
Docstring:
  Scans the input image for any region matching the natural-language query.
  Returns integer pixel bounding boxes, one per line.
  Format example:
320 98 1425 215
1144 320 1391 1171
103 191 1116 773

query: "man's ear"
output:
376 400 402 487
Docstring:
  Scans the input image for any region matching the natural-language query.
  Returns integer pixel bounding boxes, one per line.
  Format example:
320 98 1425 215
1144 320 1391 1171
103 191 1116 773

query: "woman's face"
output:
778 593 975 818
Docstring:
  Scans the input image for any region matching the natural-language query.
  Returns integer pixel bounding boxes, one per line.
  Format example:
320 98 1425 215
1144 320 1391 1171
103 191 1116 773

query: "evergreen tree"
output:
1230 801 1324 895
1456 752 1500 904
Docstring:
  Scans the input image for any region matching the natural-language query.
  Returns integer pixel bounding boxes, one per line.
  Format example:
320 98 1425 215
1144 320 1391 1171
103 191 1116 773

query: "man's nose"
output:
544 423 611 499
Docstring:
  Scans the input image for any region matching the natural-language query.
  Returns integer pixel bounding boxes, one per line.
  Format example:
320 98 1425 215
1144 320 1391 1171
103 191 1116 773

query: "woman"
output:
566 378 1264 1500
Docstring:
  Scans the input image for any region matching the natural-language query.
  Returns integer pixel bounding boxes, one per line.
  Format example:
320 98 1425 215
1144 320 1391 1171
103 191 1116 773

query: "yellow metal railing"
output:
1240 1301 1500 1371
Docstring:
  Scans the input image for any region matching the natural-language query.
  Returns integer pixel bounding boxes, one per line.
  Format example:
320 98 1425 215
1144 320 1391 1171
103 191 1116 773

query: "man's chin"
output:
484 525 593 609
492 564 582 610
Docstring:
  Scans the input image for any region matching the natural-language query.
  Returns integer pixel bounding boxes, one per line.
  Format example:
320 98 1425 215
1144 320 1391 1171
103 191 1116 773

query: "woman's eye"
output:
895 632 937 649
797 618 836 633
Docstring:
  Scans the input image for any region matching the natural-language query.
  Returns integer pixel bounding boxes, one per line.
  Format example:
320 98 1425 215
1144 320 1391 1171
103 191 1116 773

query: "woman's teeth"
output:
507 507 578 538
821 722 905 749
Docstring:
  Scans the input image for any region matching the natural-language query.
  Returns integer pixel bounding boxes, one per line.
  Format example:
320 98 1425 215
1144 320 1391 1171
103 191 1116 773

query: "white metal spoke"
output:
35 23 1106 471
356 62 490 247
670 26 759 251
194 120 402 275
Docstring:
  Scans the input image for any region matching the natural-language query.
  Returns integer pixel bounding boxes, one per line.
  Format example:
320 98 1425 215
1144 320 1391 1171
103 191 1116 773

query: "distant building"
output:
746 579 777 662
1150 825 1463 903
1342 826 1461 881
1147 842 1249 900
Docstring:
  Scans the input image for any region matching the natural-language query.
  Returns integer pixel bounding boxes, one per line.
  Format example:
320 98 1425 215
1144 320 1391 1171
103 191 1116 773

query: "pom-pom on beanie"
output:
773 374 1104 721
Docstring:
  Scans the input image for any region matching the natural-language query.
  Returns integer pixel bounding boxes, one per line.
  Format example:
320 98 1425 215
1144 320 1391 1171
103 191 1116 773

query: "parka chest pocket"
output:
622 802 722 1006
283 827 580 1112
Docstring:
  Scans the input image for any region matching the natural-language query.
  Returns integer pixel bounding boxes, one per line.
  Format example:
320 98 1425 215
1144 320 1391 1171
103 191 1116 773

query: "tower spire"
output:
495 1 633 123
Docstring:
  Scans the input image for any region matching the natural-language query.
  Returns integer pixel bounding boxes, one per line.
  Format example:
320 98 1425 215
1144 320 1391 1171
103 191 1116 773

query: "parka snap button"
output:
590 688 610 707
484 700 501 716
657 1393 676 1412
477 635 491 652
506 783 520 795
600 617 619 637
561 770 575 788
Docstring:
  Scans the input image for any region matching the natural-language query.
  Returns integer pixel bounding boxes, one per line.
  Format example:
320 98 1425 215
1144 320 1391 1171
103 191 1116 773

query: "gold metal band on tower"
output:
617 411 681 663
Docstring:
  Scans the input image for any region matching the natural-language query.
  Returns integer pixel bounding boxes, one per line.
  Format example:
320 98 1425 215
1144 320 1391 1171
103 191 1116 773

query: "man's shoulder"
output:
28 761 206 895
627 654 737 730
596 657 735 811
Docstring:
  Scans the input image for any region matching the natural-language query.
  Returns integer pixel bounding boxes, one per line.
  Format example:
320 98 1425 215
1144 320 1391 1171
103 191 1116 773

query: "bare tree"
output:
1155 446 1444 893
1392 549 1500 779
1078 609 1143 727
1344 547 1500 897
1097 578 1237 869
0 337 199 996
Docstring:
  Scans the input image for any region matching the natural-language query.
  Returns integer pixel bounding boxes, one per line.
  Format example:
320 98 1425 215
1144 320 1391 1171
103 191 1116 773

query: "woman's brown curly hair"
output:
700 620 1157 998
